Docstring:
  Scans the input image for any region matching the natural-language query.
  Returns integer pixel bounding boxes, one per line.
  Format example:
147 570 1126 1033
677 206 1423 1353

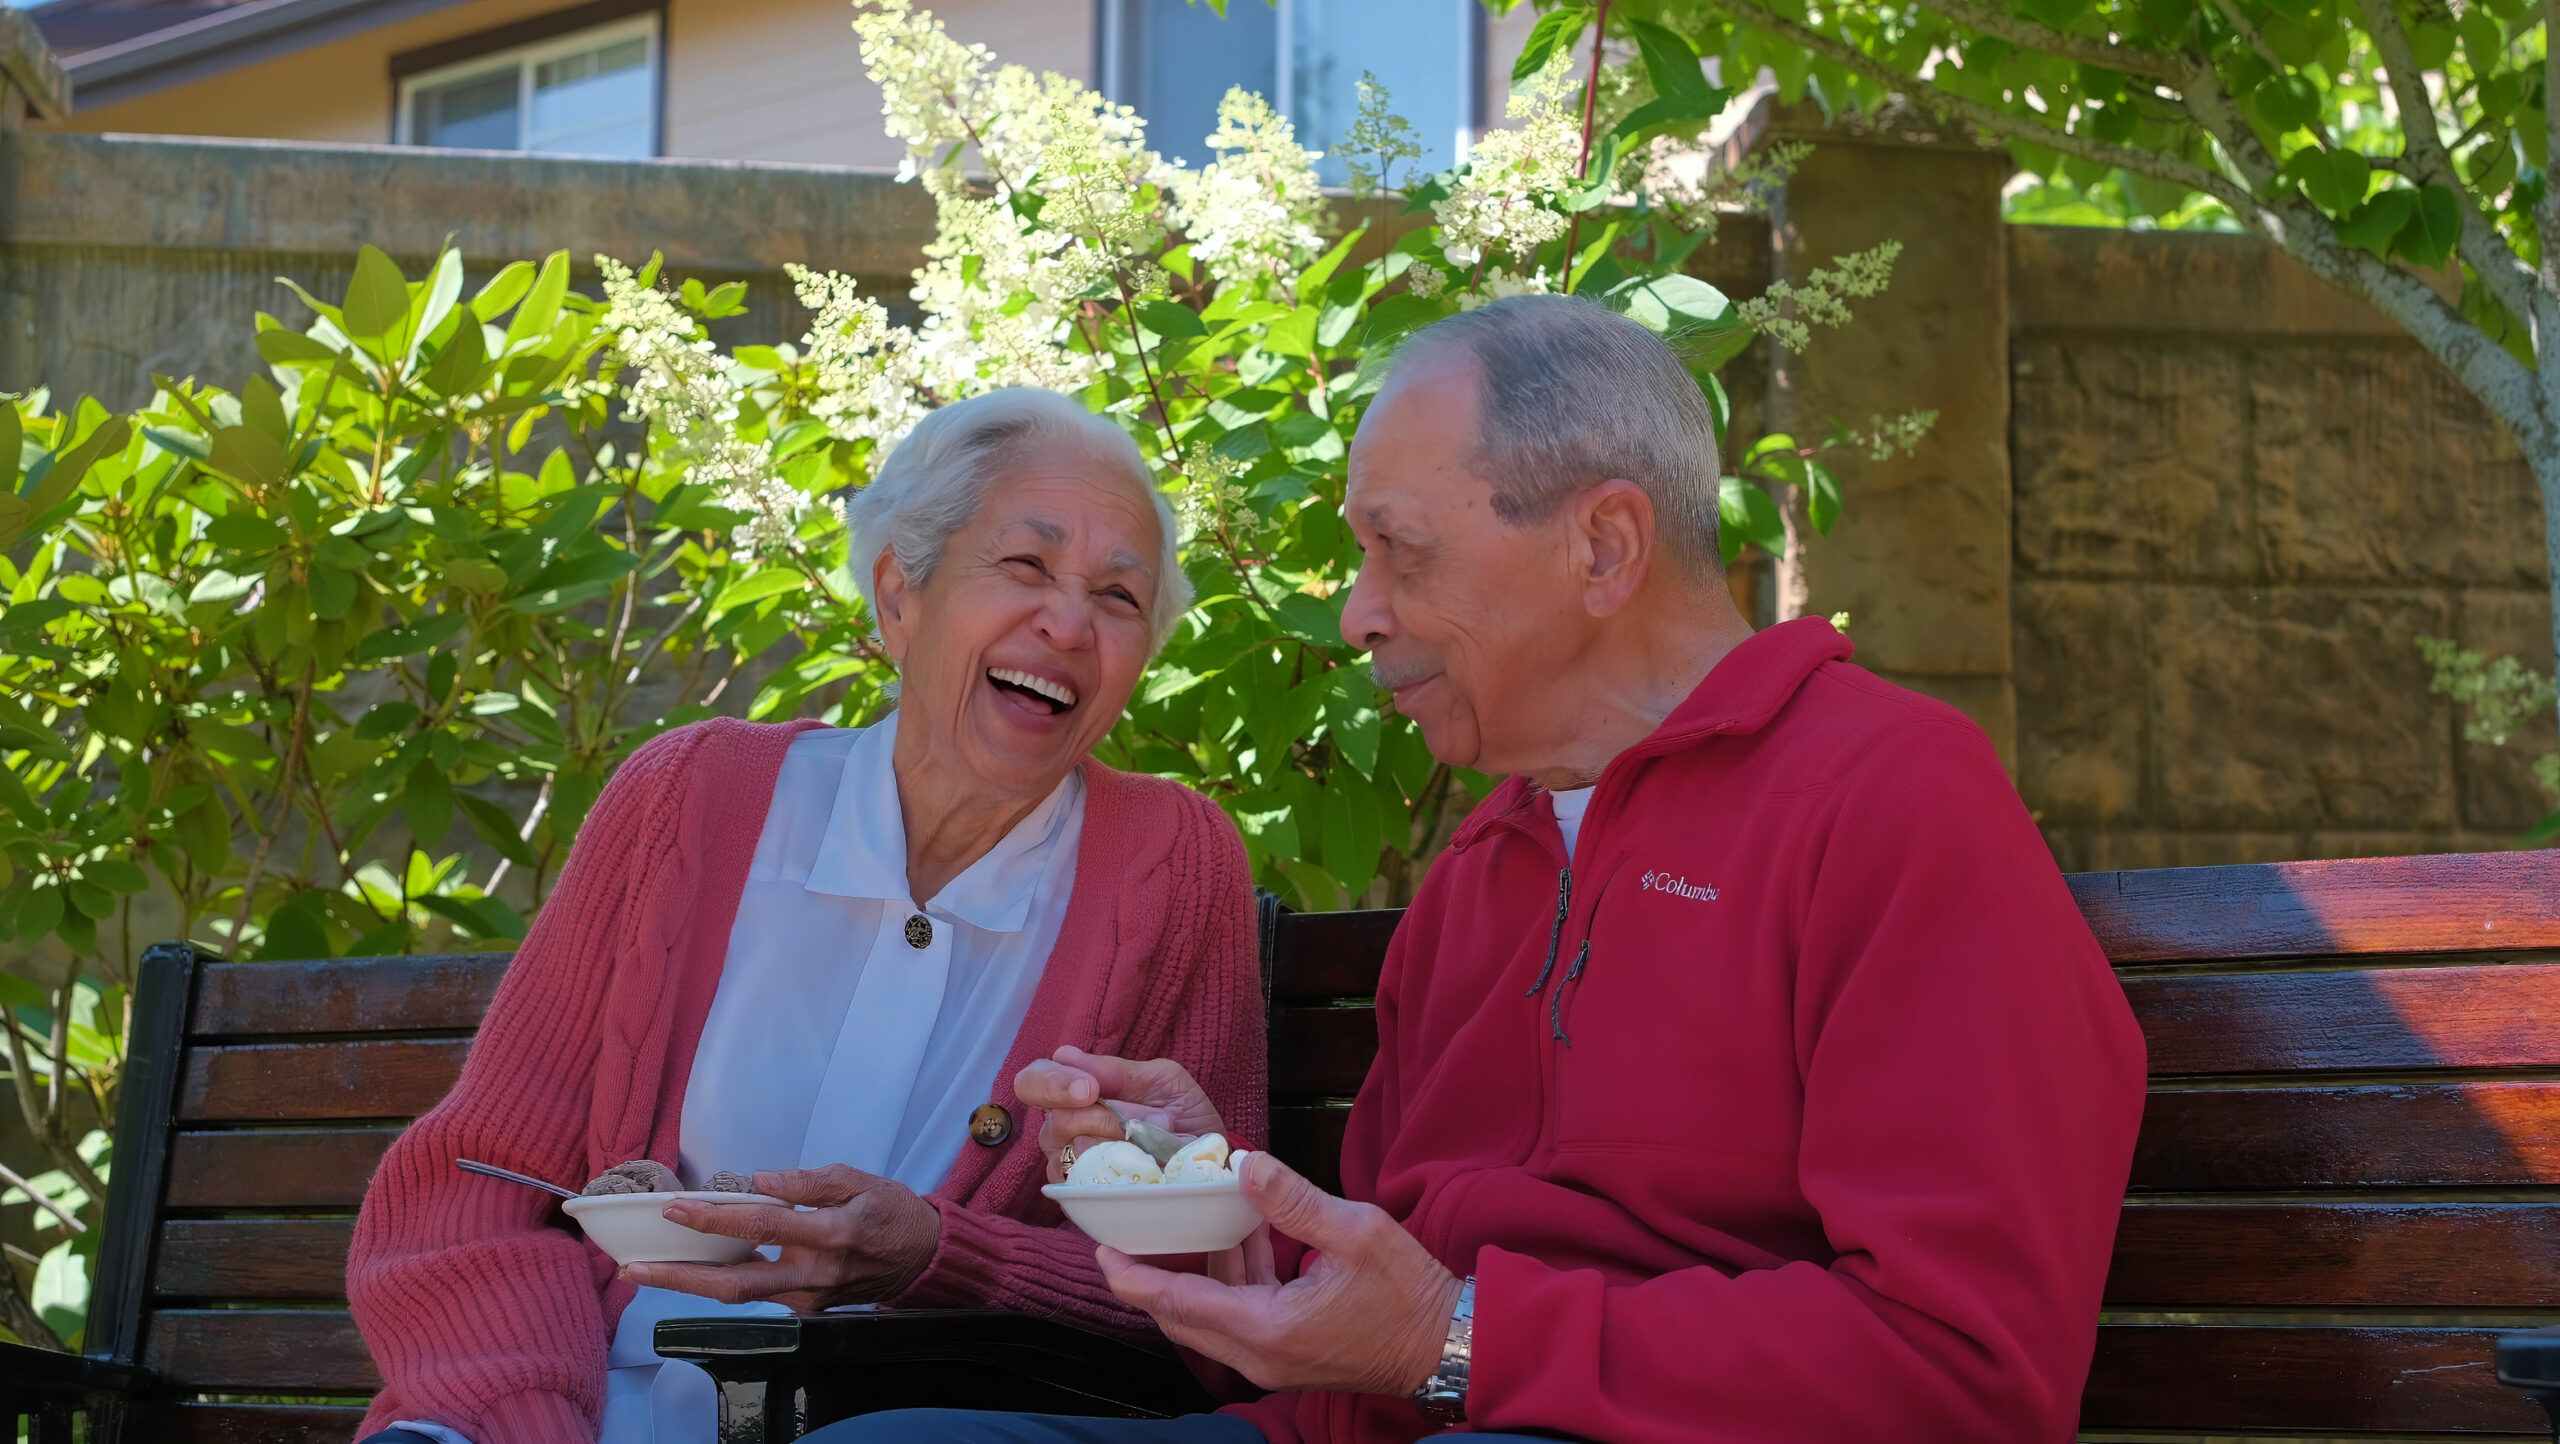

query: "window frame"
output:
1092 0 1485 175
391 2 666 158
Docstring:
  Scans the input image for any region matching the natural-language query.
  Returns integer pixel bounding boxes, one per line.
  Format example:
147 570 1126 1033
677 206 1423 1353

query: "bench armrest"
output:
2497 1325 2560 1442
655 1310 1216 1443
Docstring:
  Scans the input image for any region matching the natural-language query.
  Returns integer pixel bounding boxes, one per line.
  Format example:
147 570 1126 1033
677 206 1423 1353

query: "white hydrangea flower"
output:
1168 89 1329 291
786 263 929 450
1433 52 1585 270
1737 241 1902 352
1456 266 1556 310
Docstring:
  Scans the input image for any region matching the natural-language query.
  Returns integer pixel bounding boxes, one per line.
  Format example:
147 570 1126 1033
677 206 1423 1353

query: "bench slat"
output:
2071 853 2560 965
1268 909 1398 1002
142 1308 379 1393
2128 964 2560 1075
154 1219 356 1301
167 1126 400 1210
2108 1203 2560 1307
1268 1105 1351 1195
1269 1007 1379 1098
190 954 506 1038
168 1403 370 1444
180 1038 466 1122
2081 1324 2546 1432
2133 1081 2560 1190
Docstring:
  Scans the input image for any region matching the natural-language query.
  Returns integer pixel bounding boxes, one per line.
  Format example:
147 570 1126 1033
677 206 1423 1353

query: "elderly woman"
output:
348 388 1265 1444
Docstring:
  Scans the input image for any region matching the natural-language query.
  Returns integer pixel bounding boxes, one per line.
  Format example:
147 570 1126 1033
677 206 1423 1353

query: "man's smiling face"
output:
1338 350 1591 774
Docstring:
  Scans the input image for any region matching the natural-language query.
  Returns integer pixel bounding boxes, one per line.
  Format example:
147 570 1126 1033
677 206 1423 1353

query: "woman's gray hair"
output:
845 388 1193 653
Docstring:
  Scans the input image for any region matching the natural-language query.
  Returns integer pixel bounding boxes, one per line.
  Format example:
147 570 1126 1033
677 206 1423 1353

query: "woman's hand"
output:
622 1165 940 1310
1020 1045 1226 1184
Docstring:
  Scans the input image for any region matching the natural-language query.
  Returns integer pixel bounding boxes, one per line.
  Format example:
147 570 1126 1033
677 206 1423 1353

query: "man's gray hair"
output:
845 387 1193 653
1392 294 1722 574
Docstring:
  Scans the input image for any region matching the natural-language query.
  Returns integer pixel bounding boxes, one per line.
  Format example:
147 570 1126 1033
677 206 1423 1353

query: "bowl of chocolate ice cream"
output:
560 1161 785 1266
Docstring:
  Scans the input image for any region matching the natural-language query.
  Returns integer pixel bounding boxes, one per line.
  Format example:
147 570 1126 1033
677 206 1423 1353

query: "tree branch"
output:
2354 0 2543 356
1713 0 2260 212
1922 0 2187 82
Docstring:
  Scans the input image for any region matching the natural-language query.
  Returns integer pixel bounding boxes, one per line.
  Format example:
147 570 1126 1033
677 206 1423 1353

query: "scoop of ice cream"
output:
584 1159 682 1196
704 1171 756 1194
1162 1133 1231 1183
1067 1139 1163 1187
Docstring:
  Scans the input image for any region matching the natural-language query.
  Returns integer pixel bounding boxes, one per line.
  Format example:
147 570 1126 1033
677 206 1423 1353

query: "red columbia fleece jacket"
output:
1232 618 2147 1444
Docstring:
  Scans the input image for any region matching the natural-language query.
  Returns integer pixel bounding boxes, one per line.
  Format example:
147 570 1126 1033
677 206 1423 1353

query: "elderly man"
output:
816 295 2148 1442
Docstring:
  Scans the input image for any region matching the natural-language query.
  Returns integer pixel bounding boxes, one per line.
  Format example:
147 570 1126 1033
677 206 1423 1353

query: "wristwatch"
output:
1411 1275 1475 1427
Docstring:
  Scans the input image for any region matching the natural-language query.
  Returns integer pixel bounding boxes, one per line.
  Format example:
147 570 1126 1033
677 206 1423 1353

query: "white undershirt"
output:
395 712 1083 1444
1550 784 1596 858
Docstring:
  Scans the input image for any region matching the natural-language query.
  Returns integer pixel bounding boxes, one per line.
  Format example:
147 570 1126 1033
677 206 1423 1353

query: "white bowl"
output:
560 1191 786 1266
1041 1162 1260 1256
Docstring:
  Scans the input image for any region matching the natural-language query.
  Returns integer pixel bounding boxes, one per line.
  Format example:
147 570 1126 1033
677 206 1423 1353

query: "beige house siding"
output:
51 1 1533 165
52 0 1088 159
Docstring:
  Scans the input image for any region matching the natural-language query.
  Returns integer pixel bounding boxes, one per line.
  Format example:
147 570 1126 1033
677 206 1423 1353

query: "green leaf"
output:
2395 184 2464 266
470 260 537 323
455 792 536 868
0 403 19 495
1805 460 1843 535
307 563 357 621
1628 18 1716 110
0 495 29 552
2337 187 2417 254
255 890 334 961
415 891 526 943
351 609 468 663
1294 228 1366 298
2247 72 2320 133
66 880 114 921
341 244 415 344
205 426 287 490
711 567 807 616
404 760 452 849
23 418 132 521
2285 147 2371 214
84 859 148 895
254 328 341 367
1612 274 1753 372
356 701 420 739
1134 300 1207 340
506 253 573 348
1514 4 1593 81
1718 476 1787 555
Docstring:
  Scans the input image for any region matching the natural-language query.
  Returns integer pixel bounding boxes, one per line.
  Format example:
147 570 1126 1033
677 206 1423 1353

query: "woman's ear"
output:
872 548 917 667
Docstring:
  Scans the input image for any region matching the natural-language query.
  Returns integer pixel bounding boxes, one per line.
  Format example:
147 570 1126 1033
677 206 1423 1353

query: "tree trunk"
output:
2536 446 2560 694
1774 482 1811 623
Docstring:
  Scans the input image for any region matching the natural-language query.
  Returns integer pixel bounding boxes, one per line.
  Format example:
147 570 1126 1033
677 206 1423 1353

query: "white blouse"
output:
395 713 1084 1444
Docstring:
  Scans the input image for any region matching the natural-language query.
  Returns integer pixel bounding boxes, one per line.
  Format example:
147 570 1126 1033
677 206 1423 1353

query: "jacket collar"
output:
1449 617 1854 849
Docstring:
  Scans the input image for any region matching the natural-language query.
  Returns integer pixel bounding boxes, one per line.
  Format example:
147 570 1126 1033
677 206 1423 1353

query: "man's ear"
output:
1577 480 1655 618
872 548 917 667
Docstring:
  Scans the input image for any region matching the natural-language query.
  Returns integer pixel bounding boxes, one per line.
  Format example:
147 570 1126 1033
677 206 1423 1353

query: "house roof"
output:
32 0 474 109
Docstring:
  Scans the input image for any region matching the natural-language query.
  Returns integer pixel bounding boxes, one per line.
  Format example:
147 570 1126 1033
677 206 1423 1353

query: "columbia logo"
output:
1640 871 1718 901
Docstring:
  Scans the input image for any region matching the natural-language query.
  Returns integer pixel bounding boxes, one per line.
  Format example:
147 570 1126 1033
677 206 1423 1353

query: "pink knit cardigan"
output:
346 717 1266 1444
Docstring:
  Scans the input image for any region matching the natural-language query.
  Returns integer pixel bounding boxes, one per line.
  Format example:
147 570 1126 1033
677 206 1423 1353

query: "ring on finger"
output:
1058 1143 1077 1171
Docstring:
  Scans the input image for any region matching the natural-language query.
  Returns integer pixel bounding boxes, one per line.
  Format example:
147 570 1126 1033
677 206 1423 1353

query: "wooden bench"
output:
9 853 2560 1441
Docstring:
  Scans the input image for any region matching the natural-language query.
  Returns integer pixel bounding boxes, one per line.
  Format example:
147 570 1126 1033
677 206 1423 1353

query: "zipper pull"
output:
1526 867 1572 998
1550 940 1590 1045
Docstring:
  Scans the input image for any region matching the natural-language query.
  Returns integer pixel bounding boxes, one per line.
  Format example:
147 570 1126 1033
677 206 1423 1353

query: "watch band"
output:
1411 1275 1475 1426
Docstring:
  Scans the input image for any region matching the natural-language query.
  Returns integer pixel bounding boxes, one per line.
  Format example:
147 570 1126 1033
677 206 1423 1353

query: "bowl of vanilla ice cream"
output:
1041 1133 1260 1255
560 1160 788 1266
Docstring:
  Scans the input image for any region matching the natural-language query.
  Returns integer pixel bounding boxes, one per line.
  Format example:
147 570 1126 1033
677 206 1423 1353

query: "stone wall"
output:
0 130 935 409
2008 226 2552 869
4 120 2551 873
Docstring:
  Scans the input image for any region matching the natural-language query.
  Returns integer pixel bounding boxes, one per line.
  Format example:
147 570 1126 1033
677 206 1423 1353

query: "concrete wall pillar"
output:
1739 100 2018 766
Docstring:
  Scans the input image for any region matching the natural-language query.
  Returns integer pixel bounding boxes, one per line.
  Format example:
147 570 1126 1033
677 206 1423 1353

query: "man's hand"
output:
1020 1046 1227 1184
1097 1151 1462 1397
620 1165 940 1310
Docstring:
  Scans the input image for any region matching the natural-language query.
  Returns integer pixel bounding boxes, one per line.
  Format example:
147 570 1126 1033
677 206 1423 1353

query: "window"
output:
398 13 659 159
1098 0 1479 184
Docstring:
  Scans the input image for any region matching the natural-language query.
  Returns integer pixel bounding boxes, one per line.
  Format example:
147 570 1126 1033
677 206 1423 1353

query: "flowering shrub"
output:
0 0 1928 1343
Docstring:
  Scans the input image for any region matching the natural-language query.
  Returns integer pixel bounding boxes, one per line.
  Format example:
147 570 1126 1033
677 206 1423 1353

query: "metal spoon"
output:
1102 1102 1194 1166
456 1158 580 1201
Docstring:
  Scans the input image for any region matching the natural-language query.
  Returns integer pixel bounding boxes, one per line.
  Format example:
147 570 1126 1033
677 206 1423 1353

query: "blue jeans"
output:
806 1410 1570 1443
